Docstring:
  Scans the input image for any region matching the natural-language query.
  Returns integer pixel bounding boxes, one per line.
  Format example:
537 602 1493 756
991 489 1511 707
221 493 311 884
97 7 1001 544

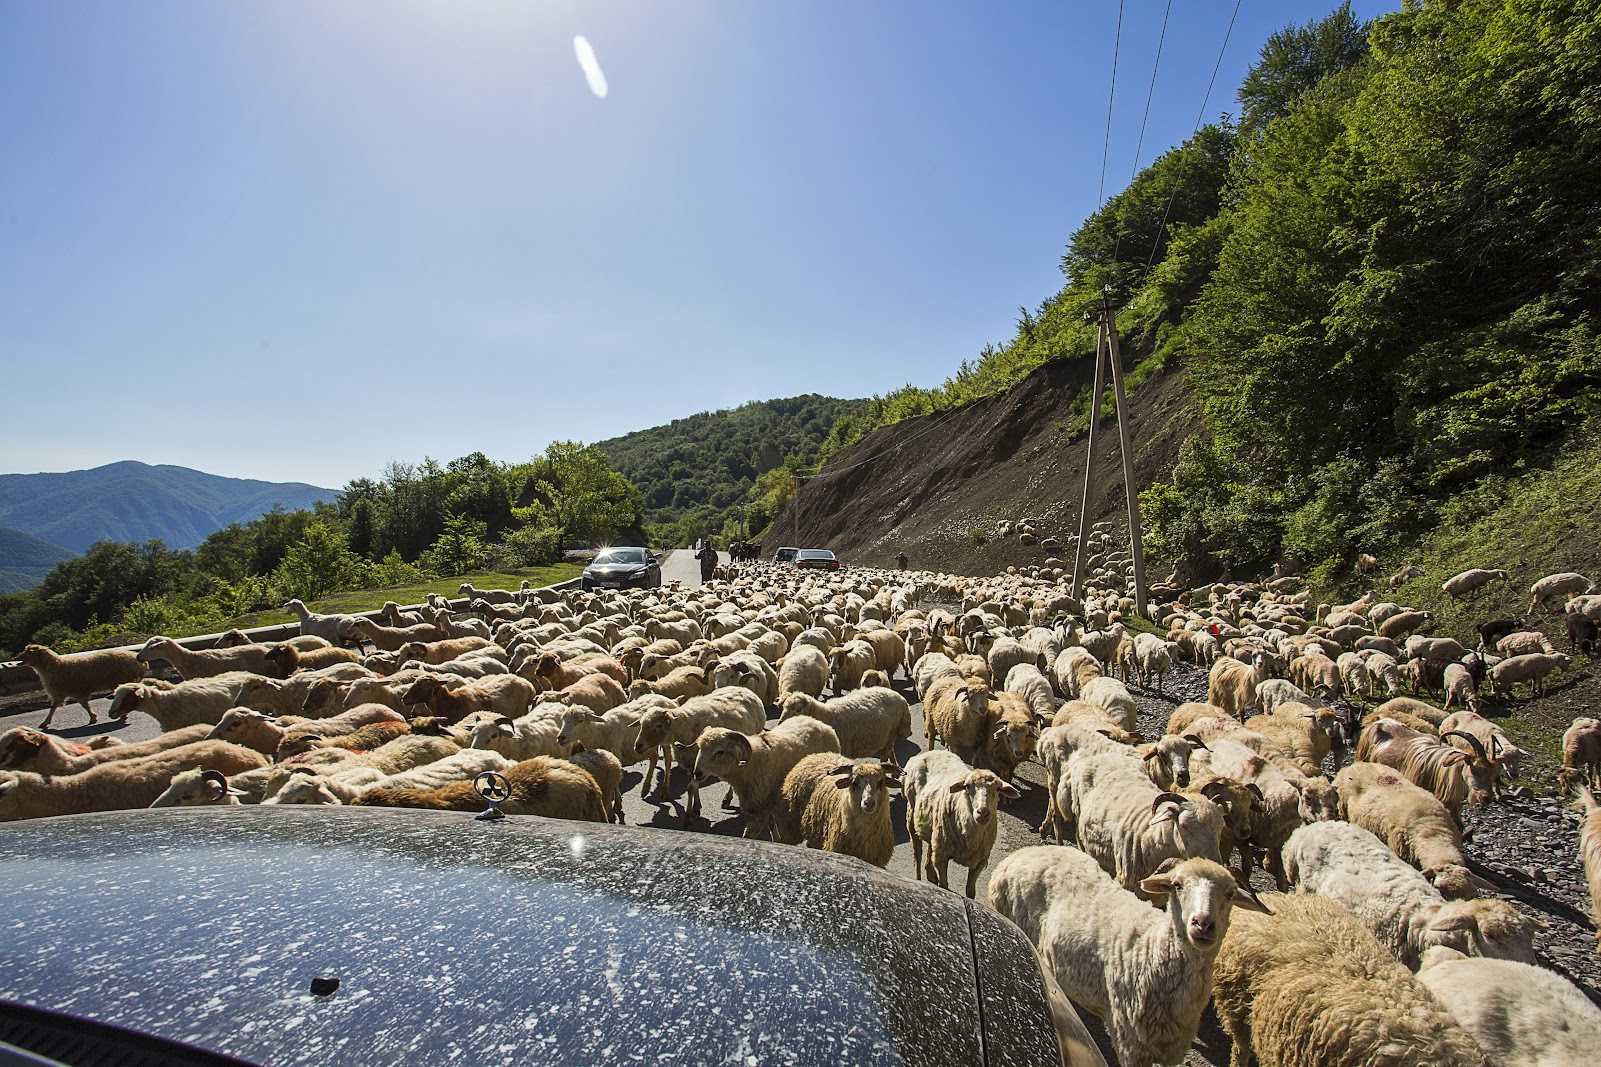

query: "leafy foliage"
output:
597 395 865 546
0 443 642 656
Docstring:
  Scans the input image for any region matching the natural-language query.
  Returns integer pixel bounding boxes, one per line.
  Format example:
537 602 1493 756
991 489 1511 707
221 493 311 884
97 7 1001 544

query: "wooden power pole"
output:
1070 293 1149 617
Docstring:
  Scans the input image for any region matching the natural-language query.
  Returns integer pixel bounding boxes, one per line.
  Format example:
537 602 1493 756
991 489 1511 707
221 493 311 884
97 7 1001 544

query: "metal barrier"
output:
0 577 584 697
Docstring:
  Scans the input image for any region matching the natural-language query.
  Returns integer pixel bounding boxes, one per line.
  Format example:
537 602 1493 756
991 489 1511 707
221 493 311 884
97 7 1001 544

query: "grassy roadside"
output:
1308 440 1601 793
227 563 585 629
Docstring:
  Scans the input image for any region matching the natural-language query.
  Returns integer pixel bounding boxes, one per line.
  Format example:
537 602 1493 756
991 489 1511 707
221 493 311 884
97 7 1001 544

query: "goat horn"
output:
1150 791 1186 813
201 770 228 786
1442 730 1488 759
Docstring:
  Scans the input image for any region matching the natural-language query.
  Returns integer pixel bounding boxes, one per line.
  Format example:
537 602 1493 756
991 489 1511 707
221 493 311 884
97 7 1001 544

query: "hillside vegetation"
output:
0 443 640 657
0 528 74 595
0 461 334 554
787 0 1600 584
597 395 865 547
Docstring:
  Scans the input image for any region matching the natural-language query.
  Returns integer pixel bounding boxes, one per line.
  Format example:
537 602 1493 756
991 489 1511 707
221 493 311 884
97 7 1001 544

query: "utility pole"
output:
1070 292 1149 617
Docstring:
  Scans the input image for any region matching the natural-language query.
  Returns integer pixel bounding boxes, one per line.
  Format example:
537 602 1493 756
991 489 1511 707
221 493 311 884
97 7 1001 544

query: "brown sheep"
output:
352 755 606 822
18 644 145 729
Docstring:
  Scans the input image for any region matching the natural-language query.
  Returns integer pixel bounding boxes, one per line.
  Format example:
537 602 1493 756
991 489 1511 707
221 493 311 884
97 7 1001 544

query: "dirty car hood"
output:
0 808 1059 1066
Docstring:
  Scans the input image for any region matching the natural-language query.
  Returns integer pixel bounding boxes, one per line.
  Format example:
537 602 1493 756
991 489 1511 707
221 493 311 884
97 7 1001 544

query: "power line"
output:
1096 0 1126 210
1145 0 1244 269
1112 0 1174 263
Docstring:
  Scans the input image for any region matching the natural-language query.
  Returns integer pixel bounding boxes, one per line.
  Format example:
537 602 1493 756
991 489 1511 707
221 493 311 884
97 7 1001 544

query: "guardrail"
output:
0 576 585 698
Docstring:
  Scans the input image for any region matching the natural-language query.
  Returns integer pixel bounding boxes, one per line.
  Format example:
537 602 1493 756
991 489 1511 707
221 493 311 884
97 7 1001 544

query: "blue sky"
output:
0 0 1397 489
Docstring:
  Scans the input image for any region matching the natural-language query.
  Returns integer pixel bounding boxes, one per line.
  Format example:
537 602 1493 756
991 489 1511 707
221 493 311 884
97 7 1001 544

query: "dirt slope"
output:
766 355 1200 573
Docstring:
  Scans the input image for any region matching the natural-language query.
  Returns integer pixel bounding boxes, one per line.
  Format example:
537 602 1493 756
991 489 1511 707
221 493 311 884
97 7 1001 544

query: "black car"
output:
581 546 660 590
0 809 1105 1067
795 547 840 571
773 546 799 563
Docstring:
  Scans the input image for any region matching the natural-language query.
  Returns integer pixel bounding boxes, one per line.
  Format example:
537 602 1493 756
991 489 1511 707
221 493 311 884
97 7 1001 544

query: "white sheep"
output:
137 636 278 680
1441 567 1509 602
1065 749 1224 898
1490 651 1570 698
903 748 1018 898
775 755 901 867
1528 571 1594 614
0 740 269 821
0 722 210 776
148 767 246 807
554 697 668 766
17 644 145 729
1078 675 1137 736
1213 892 1490 1067
107 672 257 731
778 688 912 763
1417 951 1601 1067
1495 630 1557 658
776 645 830 703
1335 760 1488 900
467 705 570 762
1284 820 1541 968
283 598 356 643
1003 661 1057 724
692 716 841 834
632 687 766 803
989 848 1262 1067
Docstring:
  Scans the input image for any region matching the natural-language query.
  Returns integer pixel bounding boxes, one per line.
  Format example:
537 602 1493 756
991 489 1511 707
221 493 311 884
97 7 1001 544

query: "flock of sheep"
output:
4 551 1601 1066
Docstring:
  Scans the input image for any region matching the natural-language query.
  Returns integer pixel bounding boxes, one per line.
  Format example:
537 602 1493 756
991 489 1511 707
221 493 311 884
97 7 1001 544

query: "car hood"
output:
0 808 1062 1066
585 562 645 573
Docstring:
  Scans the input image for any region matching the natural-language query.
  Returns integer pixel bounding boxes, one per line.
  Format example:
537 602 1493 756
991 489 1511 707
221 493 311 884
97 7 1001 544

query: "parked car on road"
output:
773 546 799 564
581 546 660 590
795 548 840 571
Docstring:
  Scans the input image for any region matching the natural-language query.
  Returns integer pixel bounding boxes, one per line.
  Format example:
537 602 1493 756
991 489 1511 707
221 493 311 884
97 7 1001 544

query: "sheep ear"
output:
1231 885 1271 913
947 778 969 794
1139 872 1174 897
1000 782 1021 799
496 724 515 737
0 777 17 798
1141 745 1160 762
1428 913 1478 933
1468 874 1501 895
1181 733 1209 750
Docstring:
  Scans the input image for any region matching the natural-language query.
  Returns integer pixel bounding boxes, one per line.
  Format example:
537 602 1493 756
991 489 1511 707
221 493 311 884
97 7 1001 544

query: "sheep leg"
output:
78 698 98 724
964 865 981 900
641 750 660 799
909 827 923 879
39 700 60 730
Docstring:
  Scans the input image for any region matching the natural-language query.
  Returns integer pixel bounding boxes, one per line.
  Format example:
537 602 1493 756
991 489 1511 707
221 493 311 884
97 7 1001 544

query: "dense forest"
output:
597 395 866 547
802 0 1600 582
0 443 641 657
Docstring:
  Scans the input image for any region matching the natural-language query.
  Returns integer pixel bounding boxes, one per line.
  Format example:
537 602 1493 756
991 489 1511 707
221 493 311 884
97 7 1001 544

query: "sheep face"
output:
947 769 1018 826
265 776 342 805
830 760 901 816
1140 858 1258 949
0 729 47 770
150 769 241 807
1298 778 1340 823
633 710 672 757
1143 736 1202 789
691 728 750 784
107 684 145 718
992 717 1039 766
555 709 600 748
1425 863 1487 901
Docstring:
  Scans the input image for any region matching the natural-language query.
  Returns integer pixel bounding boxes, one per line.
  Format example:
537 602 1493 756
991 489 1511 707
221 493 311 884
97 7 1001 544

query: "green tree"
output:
1237 1 1368 139
271 522 373 601
537 441 643 548
419 514 490 577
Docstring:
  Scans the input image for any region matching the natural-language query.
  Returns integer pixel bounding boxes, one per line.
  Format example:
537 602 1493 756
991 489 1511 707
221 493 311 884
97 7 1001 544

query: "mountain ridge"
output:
0 461 336 555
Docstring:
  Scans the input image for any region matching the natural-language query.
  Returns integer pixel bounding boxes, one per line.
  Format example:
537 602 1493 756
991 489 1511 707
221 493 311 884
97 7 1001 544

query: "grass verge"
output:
228 563 585 629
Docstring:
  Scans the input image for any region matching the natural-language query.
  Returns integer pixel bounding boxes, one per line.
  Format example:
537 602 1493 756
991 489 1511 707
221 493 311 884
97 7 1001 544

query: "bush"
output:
502 525 562 567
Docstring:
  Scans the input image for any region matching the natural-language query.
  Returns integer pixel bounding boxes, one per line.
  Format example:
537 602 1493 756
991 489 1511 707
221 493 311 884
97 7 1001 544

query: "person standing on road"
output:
696 540 718 583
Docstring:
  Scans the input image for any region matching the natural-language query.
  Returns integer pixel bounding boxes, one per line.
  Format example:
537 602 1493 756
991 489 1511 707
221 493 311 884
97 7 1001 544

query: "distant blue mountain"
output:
0 461 337 555
0 526 76 594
